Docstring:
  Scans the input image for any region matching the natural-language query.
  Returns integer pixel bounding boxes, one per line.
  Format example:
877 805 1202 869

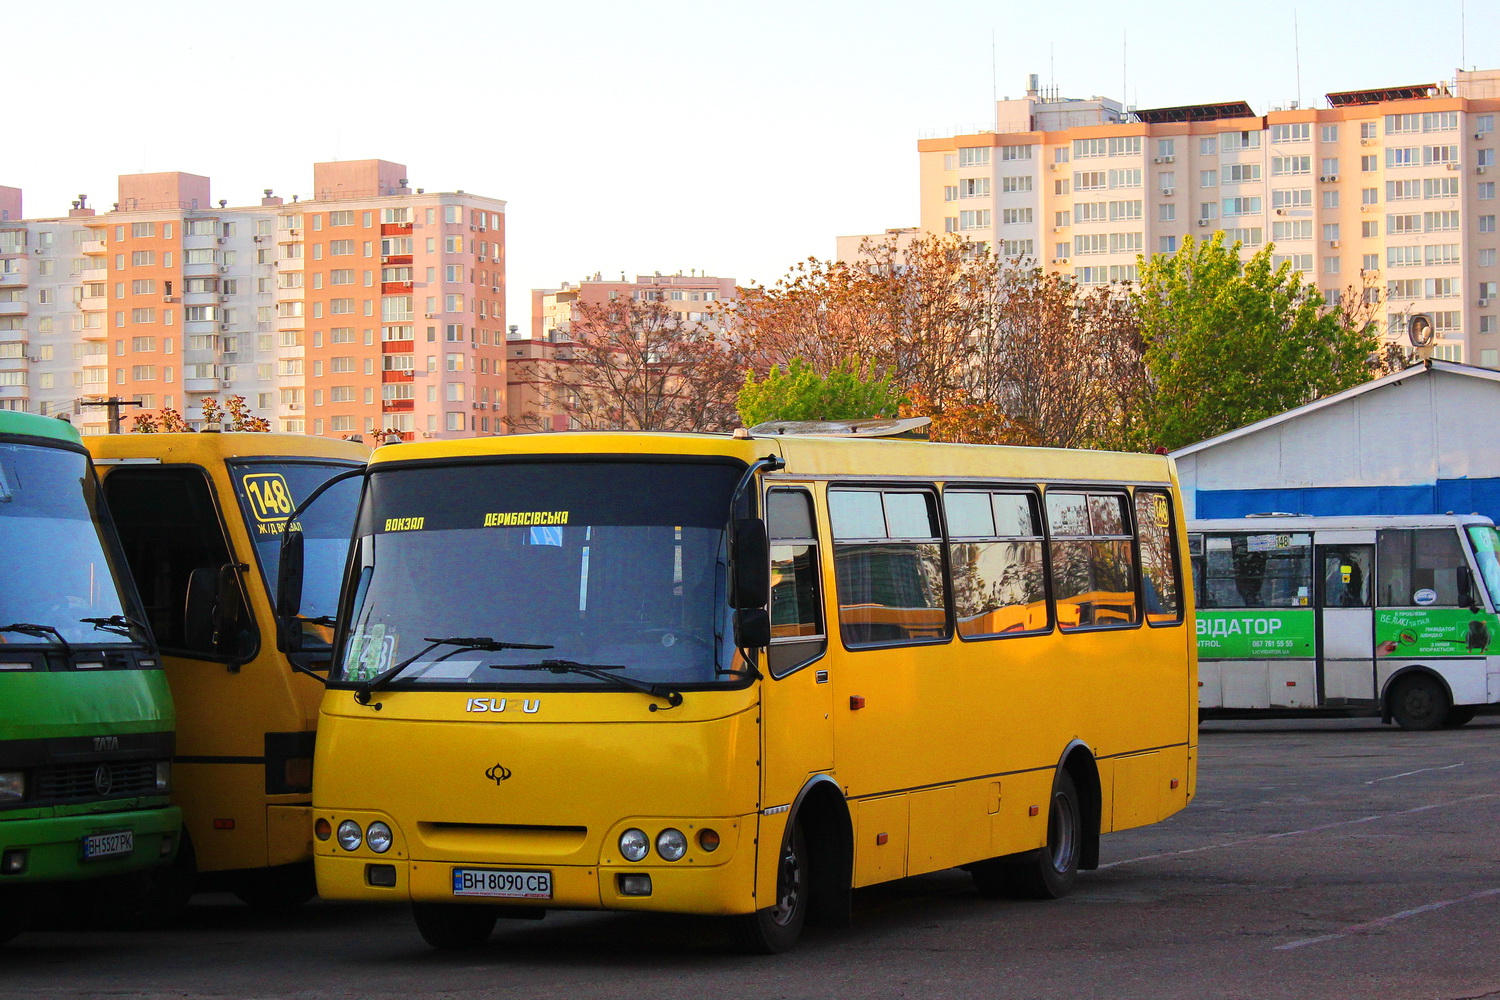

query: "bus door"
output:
1313 532 1376 706
759 487 833 811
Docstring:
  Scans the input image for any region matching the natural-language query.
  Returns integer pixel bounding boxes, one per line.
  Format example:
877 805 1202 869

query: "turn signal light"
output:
314 817 332 841
697 828 720 853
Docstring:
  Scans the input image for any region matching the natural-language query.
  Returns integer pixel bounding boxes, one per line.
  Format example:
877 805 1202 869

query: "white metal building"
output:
1171 360 1500 522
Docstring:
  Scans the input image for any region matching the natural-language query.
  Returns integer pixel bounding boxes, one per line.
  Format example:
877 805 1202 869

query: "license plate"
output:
82 830 134 861
451 868 552 899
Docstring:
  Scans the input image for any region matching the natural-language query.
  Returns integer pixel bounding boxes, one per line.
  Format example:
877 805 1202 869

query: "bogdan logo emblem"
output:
485 764 512 785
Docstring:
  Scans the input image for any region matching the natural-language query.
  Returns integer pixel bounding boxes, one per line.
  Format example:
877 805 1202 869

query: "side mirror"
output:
277 529 305 620
730 518 769 610
1458 566 1481 612
734 608 771 649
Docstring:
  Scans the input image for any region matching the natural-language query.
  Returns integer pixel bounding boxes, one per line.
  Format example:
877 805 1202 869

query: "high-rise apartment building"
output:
509 272 737 431
917 69 1500 365
0 159 507 438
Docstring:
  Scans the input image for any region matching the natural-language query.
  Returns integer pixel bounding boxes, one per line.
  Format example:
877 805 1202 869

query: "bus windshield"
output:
227 461 362 628
1466 525 1500 606
335 460 742 689
0 440 144 646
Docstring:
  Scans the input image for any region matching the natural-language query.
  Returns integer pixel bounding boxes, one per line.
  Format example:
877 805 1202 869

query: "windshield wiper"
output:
353 636 553 705
491 659 683 710
80 614 151 640
0 622 73 656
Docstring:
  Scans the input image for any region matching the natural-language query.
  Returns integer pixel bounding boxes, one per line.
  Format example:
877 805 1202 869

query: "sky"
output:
8 0 1498 331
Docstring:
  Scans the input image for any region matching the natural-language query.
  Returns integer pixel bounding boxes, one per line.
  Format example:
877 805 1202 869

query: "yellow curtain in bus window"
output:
242 473 297 525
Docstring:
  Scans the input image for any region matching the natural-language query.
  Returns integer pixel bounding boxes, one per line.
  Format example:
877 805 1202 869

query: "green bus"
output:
0 411 181 944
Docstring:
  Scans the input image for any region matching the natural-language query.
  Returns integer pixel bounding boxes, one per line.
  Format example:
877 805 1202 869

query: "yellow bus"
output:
88 432 365 914
283 429 1196 951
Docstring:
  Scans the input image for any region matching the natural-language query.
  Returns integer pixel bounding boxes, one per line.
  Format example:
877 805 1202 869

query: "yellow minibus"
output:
282 429 1196 951
88 432 364 914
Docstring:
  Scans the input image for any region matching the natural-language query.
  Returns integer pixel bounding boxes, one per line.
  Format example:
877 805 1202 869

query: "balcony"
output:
381 281 414 294
183 261 220 277
0 270 26 287
0 328 23 343
184 377 222 393
0 356 27 371
0 385 28 399
380 223 414 236
276 228 302 243
381 399 414 412
381 339 414 353
81 240 108 255
183 319 221 335
79 295 106 311
81 267 107 283
0 301 25 316
381 370 413 383
276 315 305 331
381 254 413 266
183 291 219 307
277 257 304 272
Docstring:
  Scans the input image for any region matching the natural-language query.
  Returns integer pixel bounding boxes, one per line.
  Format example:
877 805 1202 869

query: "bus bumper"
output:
316 826 759 916
0 804 181 883
266 805 314 867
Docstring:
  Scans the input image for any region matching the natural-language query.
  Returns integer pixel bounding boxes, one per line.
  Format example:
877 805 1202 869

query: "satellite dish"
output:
1407 313 1434 347
747 416 932 439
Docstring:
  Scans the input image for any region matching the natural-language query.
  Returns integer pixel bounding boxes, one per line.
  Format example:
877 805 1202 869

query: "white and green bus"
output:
1189 514 1500 730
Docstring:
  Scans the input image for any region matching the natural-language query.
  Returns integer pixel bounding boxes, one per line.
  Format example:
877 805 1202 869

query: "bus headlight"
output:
619 828 649 862
336 820 363 851
0 772 22 802
656 828 687 862
366 822 393 854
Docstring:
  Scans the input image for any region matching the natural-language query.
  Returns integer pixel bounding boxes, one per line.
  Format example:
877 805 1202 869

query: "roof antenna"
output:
990 29 997 111
1293 10 1303 109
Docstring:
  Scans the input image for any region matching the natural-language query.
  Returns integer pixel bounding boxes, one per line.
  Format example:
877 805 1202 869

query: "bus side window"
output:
1046 491 1138 630
766 488 825 677
1134 490 1182 625
944 489 1050 639
1377 528 1468 607
1200 533 1312 609
829 487 949 648
103 468 254 662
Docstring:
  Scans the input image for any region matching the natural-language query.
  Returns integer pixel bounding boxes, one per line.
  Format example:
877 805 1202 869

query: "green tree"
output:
736 358 902 427
1131 233 1381 451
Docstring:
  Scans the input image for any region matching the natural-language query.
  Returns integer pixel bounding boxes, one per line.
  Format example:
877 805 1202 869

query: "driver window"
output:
1377 529 1468 607
103 468 255 661
767 488 825 677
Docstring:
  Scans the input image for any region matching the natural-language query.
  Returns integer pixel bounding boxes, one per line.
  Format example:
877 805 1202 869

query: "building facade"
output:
0 159 507 439
918 69 1500 366
510 272 737 431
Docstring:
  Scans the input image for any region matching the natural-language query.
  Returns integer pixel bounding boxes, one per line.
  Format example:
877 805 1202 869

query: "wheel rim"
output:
769 837 802 926
1402 682 1437 722
1048 790 1078 874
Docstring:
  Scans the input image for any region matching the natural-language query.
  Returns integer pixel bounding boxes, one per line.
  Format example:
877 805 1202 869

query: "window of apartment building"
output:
1323 190 1340 210
1158 171 1176 192
1053 179 1070 196
1323 256 1341 275
1362 254 1380 271
1272 188 1312 209
329 356 355 373
1159 203 1176 222
1222 163 1261 183
1322 223 1341 242
1221 130 1261 152
131 307 156 323
131 279 156 294
1271 156 1312 176
330 298 354 314
1000 146 1031 161
1001 208 1033 225
1426 211 1461 231
445 353 463 372
1270 123 1310 143
1361 187 1379 206
1108 169 1141 188
1156 138 1176 158
1198 136 1218 156
1001 175 1032 193
329 211 355 227
1319 158 1339 177
943 186 958 202
958 210 990 230
1272 220 1312 240
329 240 354 256
1200 170 1218 188
329 268 355 285
131 336 157 352
131 222 155 238
1053 147 1070 164
1320 124 1339 143
130 365 156 380
1198 202 1219 220
1074 171 1106 191
383 354 414 372
1074 138 1106 159
957 147 990 167
1223 197 1261 216
130 250 155 266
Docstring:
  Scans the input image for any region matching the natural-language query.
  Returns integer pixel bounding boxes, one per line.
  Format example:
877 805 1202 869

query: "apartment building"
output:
917 69 1500 365
0 159 507 439
510 272 737 431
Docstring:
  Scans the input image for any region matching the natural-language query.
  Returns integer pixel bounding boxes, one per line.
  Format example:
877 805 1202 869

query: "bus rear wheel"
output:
231 862 316 911
412 903 497 950
1390 674 1450 731
971 771 1082 900
1444 706 1477 728
731 820 808 954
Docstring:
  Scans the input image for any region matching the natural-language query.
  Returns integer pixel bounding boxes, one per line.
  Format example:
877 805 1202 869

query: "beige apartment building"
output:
0 159 507 439
509 272 737 431
917 69 1500 365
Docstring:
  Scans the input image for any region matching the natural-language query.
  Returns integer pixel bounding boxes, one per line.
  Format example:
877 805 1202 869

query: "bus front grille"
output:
34 760 160 803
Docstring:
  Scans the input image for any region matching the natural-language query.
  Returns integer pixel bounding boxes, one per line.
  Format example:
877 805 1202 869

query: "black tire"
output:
970 771 1082 900
1389 673 1450 731
231 861 317 911
0 911 21 946
106 833 196 929
731 820 808 954
1444 705 1477 728
412 903 497 950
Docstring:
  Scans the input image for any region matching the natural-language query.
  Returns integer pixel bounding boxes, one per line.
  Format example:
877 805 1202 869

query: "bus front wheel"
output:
971 771 1082 900
731 820 808 954
1390 674 1450 731
412 903 497 950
